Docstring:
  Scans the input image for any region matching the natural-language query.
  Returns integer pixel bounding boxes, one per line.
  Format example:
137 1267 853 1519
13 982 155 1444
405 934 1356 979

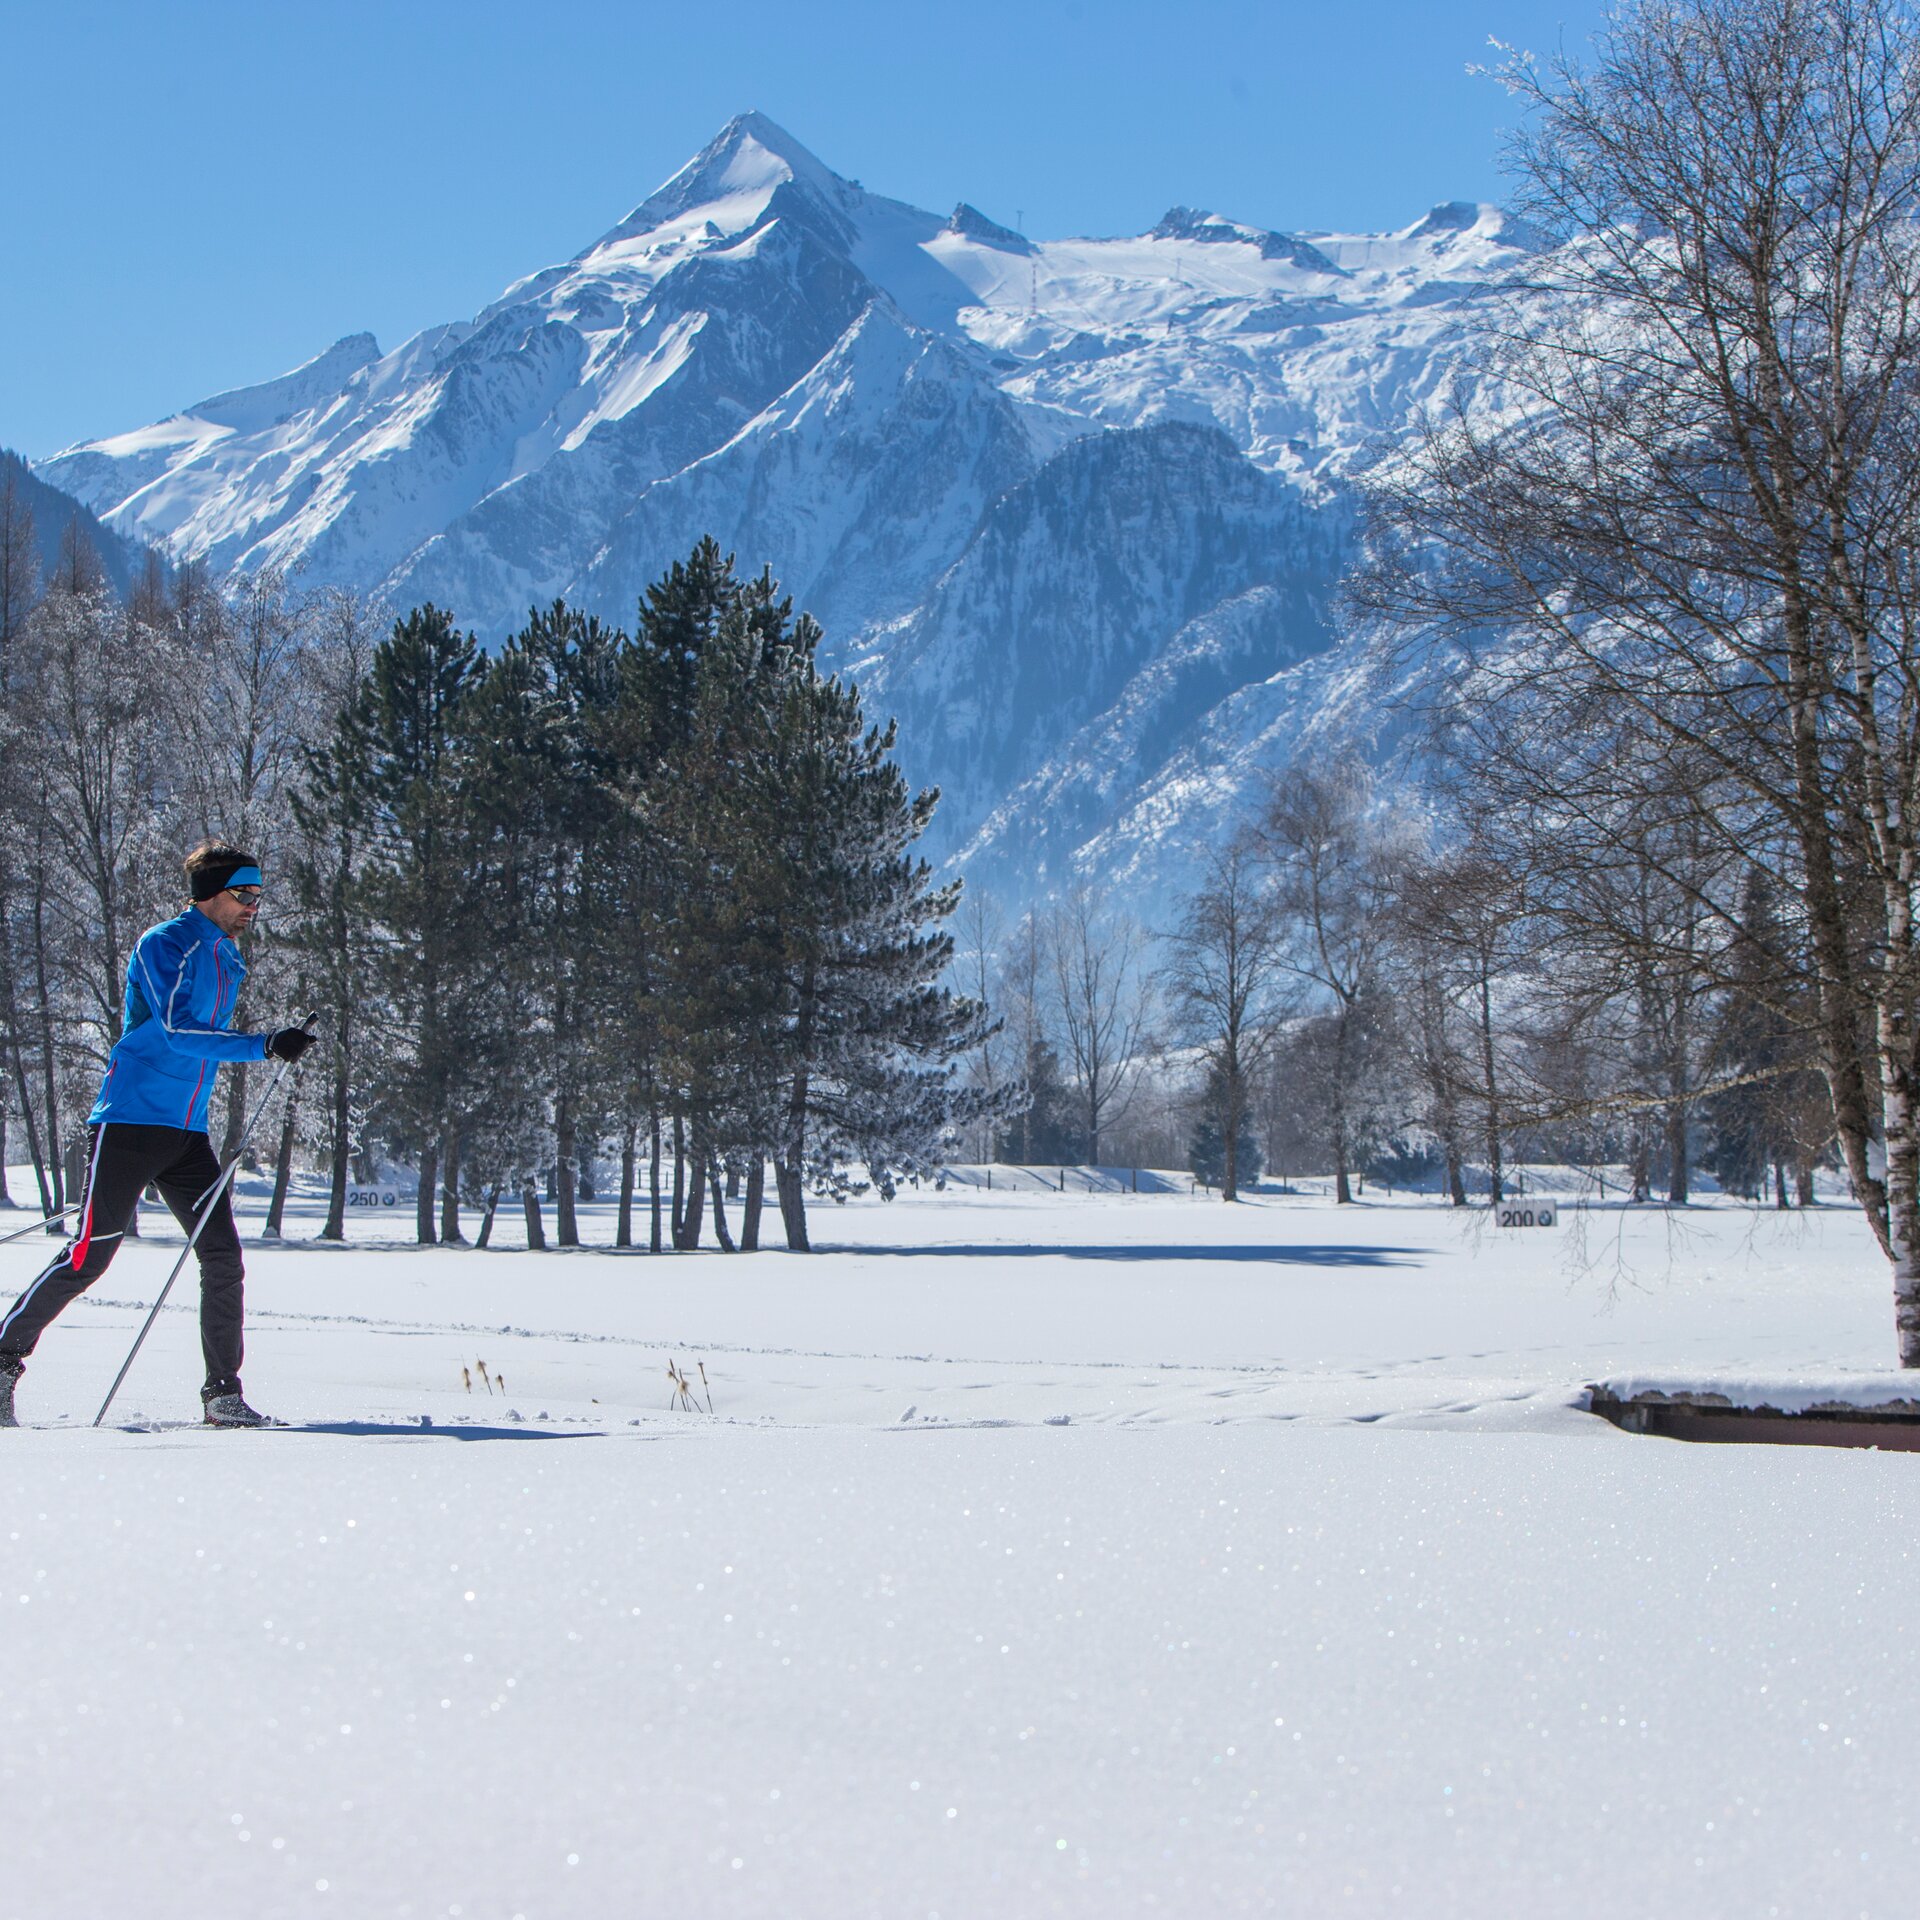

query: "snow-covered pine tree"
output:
348 605 490 1243
743 647 994 1250
611 545 810 1247
639 559 816 1249
462 602 625 1246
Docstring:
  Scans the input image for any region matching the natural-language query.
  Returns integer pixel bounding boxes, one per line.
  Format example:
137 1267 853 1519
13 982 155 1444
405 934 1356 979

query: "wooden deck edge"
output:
1587 1389 1920 1451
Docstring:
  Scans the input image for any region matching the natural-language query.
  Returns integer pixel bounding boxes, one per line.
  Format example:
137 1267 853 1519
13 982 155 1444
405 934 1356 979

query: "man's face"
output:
200 885 262 938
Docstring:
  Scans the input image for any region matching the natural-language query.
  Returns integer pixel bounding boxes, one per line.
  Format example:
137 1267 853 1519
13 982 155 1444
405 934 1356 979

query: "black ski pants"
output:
0 1123 245 1394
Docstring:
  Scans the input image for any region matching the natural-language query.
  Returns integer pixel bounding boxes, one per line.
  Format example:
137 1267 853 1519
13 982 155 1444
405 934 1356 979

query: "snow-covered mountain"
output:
35 113 1532 910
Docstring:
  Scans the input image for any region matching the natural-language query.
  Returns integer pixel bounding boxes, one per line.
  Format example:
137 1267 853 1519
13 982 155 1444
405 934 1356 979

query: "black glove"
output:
265 1026 318 1063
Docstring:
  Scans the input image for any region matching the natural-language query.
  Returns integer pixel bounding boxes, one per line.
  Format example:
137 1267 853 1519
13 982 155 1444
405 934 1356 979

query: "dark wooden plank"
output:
1589 1392 1920 1451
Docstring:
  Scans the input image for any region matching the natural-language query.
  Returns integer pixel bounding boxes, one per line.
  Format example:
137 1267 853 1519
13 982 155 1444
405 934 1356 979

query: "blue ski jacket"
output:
88 906 269 1133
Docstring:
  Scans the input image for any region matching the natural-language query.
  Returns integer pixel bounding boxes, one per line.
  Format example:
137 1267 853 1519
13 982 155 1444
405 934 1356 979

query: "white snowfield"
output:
3 1176 1916 1918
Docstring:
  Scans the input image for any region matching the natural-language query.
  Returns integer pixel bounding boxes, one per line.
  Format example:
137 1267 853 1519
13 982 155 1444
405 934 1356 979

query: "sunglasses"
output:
226 886 264 905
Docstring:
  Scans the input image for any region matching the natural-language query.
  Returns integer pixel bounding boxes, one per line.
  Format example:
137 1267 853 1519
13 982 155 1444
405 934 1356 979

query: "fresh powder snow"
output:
3 1172 1914 1917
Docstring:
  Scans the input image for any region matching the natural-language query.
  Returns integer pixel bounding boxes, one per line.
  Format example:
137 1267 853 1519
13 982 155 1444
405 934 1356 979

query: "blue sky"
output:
2 0 1608 460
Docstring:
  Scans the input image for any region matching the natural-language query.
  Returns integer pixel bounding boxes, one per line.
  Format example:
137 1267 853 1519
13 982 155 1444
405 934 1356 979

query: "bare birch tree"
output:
1162 841 1286 1200
1048 886 1153 1165
1256 760 1408 1202
1361 0 1920 1360
997 909 1052 1164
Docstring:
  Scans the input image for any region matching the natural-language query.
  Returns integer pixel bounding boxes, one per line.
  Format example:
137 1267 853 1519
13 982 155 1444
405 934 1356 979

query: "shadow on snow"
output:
266 1421 602 1442
817 1243 1423 1267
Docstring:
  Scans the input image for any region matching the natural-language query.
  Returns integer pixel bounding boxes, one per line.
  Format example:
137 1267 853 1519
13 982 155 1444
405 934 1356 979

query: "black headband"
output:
190 852 263 901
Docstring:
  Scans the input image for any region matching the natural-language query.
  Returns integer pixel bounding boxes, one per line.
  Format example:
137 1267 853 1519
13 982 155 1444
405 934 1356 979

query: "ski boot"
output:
0 1356 19 1429
202 1384 282 1428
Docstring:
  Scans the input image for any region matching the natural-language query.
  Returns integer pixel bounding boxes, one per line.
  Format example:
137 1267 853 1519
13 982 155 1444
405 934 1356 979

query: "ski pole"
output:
0 1203 80 1248
93 1019 316 1428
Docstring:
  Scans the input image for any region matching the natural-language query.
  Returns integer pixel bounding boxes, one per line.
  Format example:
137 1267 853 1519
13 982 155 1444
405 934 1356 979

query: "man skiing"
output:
0 841 316 1428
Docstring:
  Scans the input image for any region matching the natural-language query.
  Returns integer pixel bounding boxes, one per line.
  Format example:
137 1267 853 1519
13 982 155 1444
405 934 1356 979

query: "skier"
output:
0 841 317 1428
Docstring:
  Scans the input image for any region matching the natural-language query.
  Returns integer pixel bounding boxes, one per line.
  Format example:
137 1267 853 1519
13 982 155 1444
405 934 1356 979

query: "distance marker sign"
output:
1495 1200 1558 1229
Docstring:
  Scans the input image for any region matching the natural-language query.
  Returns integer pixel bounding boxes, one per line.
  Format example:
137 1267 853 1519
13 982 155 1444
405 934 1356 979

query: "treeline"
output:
954 753 1827 1209
0 483 988 1251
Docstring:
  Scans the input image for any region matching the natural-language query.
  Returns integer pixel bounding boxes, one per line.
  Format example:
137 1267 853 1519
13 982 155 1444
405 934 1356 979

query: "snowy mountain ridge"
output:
35 112 1531 910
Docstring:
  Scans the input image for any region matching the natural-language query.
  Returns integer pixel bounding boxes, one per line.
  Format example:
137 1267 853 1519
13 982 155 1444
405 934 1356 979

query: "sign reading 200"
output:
1495 1201 1558 1229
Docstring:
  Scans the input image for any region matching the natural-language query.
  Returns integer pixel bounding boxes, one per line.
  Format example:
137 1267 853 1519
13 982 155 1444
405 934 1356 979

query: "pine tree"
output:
746 656 992 1248
351 605 488 1243
996 1039 1078 1165
1190 1066 1264 1190
615 547 811 1247
642 563 812 1247
1705 871 1824 1202
462 601 626 1245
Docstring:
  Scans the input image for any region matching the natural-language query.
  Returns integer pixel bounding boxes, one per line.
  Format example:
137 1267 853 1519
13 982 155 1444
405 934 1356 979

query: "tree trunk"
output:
678 1125 706 1250
1776 1161 1790 1211
440 1125 465 1244
415 1141 438 1244
0 904 19 1208
1666 1098 1689 1206
262 1093 298 1239
6 1021 53 1219
1797 1159 1816 1208
780 970 815 1252
1875 990 1920 1365
555 1095 579 1247
649 1109 662 1253
742 1158 764 1252
1793 694 1888 1250
1331 1103 1352 1206
321 1044 350 1241
725 1160 741 1201
708 1155 735 1253
1479 974 1504 1206
775 1156 811 1252
670 1111 687 1247
616 1121 636 1249
476 1183 502 1249
1222 1057 1241 1203
1421 983 1467 1207
31 890 62 1215
222 1060 248 1162
522 1179 546 1251
1330 999 1356 1204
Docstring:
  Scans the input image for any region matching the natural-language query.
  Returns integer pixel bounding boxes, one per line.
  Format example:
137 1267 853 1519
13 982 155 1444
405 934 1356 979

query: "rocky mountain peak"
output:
945 203 1032 253
592 111 852 255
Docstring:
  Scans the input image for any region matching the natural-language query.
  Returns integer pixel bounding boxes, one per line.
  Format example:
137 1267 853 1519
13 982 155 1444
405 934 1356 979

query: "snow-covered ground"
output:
3 1176 1915 1917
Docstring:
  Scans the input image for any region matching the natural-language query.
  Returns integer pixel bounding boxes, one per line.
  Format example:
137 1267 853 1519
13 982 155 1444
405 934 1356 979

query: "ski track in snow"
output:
2 1178 1915 1917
